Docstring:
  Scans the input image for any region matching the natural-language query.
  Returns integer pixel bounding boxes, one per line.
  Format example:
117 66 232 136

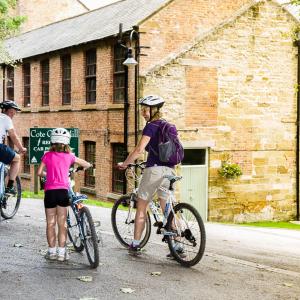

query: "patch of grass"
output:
238 221 300 231
85 199 114 209
21 190 115 208
22 190 44 199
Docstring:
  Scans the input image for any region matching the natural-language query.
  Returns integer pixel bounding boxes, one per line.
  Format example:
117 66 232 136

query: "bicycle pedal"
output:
156 228 161 234
153 221 163 228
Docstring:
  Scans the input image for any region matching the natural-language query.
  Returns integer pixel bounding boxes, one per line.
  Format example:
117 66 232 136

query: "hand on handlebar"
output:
19 147 27 154
116 162 128 170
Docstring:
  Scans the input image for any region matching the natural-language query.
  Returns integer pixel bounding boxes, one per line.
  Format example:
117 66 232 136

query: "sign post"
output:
29 128 79 193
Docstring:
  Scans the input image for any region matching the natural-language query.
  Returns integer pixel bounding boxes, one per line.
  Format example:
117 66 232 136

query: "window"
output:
6 66 14 100
181 149 206 165
61 54 71 105
23 63 31 107
112 144 126 193
84 141 96 187
85 49 96 104
22 137 30 173
41 59 49 106
113 45 126 103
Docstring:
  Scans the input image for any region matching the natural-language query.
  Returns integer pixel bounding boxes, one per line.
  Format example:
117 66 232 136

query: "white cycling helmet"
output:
50 128 71 145
138 95 165 108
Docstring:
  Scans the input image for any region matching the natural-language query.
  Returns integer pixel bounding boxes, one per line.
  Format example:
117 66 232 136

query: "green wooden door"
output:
180 149 208 221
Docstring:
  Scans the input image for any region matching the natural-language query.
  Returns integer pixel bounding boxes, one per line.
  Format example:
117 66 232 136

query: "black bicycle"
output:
67 166 99 268
0 162 21 219
111 162 206 267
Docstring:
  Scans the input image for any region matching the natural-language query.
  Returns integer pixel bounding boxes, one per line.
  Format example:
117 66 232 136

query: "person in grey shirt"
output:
0 100 27 195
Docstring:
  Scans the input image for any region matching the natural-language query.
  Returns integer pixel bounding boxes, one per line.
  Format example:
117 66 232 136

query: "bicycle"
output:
66 166 100 269
0 162 21 220
111 162 206 267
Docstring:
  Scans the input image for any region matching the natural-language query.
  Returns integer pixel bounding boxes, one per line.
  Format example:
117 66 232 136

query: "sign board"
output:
29 128 79 165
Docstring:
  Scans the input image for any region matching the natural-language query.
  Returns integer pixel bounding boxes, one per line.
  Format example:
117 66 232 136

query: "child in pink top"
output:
38 128 91 261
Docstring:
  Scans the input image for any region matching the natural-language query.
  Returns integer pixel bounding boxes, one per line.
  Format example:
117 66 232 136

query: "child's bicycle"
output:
111 162 206 267
0 162 21 220
66 166 100 268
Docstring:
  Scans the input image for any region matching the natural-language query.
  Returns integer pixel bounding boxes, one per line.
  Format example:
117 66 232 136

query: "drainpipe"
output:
134 27 140 146
296 42 300 220
123 61 129 195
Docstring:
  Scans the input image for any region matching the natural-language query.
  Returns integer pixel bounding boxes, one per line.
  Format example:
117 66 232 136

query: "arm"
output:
74 157 92 169
37 162 46 177
118 135 150 169
7 128 27 153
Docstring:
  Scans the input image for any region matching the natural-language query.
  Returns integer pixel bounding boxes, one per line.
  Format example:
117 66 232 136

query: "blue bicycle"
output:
67 166 100 268
0 162 21 219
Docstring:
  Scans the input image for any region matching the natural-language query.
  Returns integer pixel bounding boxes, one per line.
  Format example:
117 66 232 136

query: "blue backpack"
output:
153 120 184 165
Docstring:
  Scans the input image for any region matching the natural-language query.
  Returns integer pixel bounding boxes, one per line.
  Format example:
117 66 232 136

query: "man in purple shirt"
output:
118 95 176 256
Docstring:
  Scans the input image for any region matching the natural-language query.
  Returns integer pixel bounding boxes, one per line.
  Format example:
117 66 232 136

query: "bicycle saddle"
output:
163 175 182 182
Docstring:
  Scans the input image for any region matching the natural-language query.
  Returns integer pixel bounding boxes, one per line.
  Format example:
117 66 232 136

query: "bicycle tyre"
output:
111 194 151 248
1 175 21 219
166 202 206 267
81 206 99 268
67 207 84 252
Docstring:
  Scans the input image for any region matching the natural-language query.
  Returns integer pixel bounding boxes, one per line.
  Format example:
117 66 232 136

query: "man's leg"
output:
8 154 20 181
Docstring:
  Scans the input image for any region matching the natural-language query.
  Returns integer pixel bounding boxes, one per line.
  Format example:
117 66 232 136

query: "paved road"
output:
0 198 300 300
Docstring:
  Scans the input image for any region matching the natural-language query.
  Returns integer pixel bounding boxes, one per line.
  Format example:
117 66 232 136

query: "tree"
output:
0 0 25 64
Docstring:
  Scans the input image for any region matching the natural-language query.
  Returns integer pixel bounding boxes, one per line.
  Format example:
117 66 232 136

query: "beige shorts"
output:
137 166 176 202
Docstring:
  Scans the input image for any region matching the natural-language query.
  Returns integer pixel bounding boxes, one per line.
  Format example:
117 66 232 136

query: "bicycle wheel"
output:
1 176 21 219
166 202 206 267
67 207 84 252
111 194 151 248
81 206 99 268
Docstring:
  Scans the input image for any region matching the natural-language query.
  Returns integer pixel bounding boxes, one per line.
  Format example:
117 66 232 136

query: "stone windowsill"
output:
58 105 72 111
21 107 31 113
106 192 121 200
80 186 97 195
20 173 31 179
107 104 124 110
38 106 50 112
81 104 98 111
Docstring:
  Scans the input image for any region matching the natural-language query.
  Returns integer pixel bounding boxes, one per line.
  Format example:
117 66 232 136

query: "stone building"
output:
2 0 299 222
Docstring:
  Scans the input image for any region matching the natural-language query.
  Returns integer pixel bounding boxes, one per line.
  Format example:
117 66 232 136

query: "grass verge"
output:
22 190 115 209
238 221 300 231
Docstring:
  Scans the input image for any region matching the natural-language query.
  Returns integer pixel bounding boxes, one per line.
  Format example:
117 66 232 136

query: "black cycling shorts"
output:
44 189 70 209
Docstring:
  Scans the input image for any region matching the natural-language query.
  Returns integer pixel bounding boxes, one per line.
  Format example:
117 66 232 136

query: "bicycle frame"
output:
0 162 5 200
125 163 180 238
67 173 88 242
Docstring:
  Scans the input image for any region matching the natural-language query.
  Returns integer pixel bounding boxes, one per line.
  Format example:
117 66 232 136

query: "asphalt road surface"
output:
1 198 299 300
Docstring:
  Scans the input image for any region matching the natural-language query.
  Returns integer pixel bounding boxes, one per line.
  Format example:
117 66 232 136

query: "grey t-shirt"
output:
0 113 13 144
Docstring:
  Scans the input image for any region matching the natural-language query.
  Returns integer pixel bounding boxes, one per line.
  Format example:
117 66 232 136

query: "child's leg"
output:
57 206 68 248
45 208 57 248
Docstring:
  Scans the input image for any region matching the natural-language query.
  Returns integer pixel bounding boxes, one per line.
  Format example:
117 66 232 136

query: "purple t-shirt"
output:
142 119 176 168
41 151 76 191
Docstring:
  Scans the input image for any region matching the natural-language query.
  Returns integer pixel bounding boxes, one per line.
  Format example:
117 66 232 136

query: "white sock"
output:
132 240 140 247
58 247 66 255
49 247 56 254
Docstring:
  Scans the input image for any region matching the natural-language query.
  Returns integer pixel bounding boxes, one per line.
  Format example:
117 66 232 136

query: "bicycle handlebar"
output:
127 161 147 170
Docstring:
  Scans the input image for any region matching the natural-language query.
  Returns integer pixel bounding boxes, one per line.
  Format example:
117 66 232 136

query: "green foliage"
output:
218 153 243 179
238 221 300 231
0 0 26 64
